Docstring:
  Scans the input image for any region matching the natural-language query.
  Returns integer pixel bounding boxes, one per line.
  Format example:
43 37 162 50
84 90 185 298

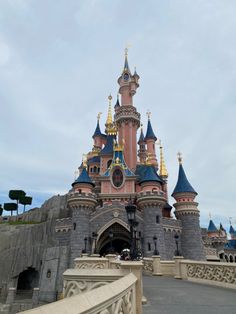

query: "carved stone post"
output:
152 255 162 276
120 261 143 314
106 254 116 268
174 256 184 279
6 287 16 305
32 288 40 306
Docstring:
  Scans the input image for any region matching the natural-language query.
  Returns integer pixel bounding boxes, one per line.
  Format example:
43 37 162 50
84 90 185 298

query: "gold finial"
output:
159 141 168 178
177 152 182 164
82 154 87 168
105 95 117 135
146 153 152 165
97 112 102 121
146 110 151 120
106 95 113 125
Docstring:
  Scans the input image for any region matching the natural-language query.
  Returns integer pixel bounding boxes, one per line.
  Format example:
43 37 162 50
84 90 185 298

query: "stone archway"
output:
97 222 131 256
16 267 39 298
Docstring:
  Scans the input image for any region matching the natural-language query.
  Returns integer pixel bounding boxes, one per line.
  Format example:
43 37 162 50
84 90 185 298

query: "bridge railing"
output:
179 260 236 289
20 273 137 314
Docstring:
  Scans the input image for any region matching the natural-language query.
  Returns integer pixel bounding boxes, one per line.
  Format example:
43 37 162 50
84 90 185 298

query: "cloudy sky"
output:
0 0 235 230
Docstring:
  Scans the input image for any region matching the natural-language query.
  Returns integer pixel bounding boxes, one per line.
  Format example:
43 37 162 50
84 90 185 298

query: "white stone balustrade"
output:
19 273 137 314
74 257 109 269
179 260 236 289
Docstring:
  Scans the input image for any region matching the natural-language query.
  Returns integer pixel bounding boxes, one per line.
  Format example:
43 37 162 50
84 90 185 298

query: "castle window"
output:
148 242 151 251
94 166 97 173
156 215 160 224
78 189 82 194
112 168 124 188
73 223 76 230
90 168 93 173
98 167 100 172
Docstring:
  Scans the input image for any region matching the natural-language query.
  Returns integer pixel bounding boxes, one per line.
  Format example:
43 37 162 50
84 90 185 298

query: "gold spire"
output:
82 154 88 168
177 152 182 164
159 141 168 177
105 95 117 135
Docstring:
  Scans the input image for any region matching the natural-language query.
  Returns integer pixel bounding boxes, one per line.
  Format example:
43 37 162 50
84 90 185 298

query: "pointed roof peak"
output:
145 113 157 141
208 219 218 232
114 94 120 108
93 114 102 138
159 142 168 177
138 124 145 144
123 47 130 73
72 167 95 187
139 165 163 185
172 158 197 196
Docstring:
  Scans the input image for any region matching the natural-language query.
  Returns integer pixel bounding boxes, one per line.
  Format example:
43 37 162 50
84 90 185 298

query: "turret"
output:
138 124 147 164
114 50 140 170
68 164 97 266
207 219 218 238
172 153 205 260
145 113 158 167
137 164 166 257
92 113 105 150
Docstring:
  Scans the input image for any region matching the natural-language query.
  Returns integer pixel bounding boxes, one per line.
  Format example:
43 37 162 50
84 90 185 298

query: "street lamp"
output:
153 235 159 255
82 237 87 254
125 198 139 260
174 233 180 256
108 230 114 254
92 231 98 254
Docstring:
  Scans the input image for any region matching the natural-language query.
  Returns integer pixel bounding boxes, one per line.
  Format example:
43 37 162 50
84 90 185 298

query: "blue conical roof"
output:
145 119 157 141
139 165 163 185
172 164 197 196
114 96 120 108
92 121 102 138
72 167 95 187
229 225 235 234
138 128 145 144
208 219 218 232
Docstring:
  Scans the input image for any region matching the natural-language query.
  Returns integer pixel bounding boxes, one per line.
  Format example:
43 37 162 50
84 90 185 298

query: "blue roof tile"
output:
87 156 100 164
72 167 95 187
229 225 235 234
138 165 163 185
145 119 157 141
92 121 102 138
172 164 197 196
138 128 145 144
100 135 116 155
208 220 218 232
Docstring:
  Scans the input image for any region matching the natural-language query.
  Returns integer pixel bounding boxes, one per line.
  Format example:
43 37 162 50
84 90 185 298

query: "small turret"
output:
92 112 104 149
145 112 158 167
138 124 147 164
172 153 205 260
207 219 218 238
72 166 95 193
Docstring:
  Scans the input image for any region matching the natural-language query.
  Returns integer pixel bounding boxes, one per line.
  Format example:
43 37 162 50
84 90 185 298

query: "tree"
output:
0 204 3 216
9 190 26 215
4 203 18 216
19 196 32 213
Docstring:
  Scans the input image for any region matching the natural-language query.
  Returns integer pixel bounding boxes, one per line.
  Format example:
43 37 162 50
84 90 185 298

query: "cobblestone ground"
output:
143 275 236 314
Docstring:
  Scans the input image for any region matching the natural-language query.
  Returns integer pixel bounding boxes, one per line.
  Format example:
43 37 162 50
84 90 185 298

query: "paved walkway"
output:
143 275 236 314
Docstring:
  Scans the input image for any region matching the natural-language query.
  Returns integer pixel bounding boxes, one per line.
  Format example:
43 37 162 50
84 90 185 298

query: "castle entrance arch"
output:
97 222 131 256
16 267 39 298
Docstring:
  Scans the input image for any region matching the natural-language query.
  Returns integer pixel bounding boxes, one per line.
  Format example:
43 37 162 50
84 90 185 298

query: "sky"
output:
0 0 236 230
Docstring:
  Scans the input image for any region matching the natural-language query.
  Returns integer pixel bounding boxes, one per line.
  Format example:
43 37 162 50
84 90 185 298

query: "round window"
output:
112 168 124 188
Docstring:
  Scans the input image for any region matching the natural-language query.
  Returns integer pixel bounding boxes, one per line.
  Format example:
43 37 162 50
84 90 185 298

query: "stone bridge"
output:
1 255 235 314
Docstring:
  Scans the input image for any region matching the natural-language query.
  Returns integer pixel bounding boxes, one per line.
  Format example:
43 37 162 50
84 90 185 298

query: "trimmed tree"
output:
4 203 18 216
9 190 26 215
19 196 32 213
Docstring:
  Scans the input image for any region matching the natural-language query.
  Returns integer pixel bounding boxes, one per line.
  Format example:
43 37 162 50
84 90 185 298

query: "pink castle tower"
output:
115 49 141 170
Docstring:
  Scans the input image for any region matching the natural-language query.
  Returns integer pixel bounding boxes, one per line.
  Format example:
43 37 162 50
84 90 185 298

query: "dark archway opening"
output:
17 267 39 298
97 223 131 256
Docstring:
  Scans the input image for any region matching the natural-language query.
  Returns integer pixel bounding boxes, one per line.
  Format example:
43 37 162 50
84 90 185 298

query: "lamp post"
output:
108 230 114 254
174 233 180 256
153 235 159 255
92 231 98 254
82 237 87 254
125 198 139 260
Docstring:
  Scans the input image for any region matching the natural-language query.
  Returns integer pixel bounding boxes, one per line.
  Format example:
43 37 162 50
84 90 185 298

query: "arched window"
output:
156 216 160 224
94 166 97 173
73 223 76 230
148 243 151 251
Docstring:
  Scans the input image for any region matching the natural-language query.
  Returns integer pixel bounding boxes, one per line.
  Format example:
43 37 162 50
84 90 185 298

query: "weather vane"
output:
177 152 182 164
146 110 151 119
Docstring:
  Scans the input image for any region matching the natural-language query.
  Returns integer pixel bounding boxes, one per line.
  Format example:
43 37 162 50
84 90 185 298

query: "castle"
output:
0 52 206 303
